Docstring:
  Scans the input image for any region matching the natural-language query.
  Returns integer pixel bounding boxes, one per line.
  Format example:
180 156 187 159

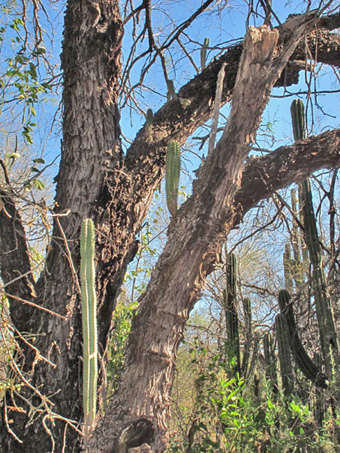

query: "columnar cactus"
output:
278 290 327 388
200 37 209 70
224 253 240 373
299 177 338 376
290 99 306 141
283 243 293 294
313 352 324 427
241 298 252 376
263 332 278 396
290 188 304 291
291 99 338 377
275 313 294 397
80 218 98 437
165 141 181 217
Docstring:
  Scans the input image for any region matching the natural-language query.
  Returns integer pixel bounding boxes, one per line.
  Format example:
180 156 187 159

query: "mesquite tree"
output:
0 2 339 452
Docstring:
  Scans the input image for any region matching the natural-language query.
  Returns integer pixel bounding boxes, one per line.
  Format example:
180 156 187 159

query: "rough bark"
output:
87 15 327 452
0 189 35 331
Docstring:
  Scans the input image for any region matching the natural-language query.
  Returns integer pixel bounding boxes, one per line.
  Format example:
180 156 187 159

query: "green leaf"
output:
267 399 275 409
33 179 45 190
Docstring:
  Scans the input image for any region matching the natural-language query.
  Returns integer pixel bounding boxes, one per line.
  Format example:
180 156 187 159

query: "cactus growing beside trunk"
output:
80 218 98 440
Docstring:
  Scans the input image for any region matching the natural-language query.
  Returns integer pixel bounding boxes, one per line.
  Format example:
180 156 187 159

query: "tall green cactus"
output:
299 177 338 376
290 188 304 292
224 253 240 374
290 99 338 377
290 99 306 141
165 141 181 217
283 243 293 294
275 314 294 397
80 218 98 436
278 290 327 388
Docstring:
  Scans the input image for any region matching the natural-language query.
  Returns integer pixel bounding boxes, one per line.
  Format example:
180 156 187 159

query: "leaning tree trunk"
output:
86 17 322 452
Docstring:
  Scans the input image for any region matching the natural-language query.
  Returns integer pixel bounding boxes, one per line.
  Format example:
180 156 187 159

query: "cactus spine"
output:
291 99 338 377
80 218 98 437
165 141 181 217
275 314 294 397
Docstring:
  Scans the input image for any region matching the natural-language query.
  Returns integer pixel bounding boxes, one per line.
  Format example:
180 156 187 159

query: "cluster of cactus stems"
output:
290 99 338 377
80 218 98 438
221 249 334 407
165 141 181 217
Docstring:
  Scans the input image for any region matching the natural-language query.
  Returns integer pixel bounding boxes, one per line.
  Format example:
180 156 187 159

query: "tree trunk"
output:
0 1 124 451
87 16 328 452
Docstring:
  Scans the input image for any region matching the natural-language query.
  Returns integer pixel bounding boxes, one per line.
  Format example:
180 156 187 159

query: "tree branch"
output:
0 189 35 331
234 129 340 223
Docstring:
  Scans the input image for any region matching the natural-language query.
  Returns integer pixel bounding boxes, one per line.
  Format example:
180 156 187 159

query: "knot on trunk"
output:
115 418 154 452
